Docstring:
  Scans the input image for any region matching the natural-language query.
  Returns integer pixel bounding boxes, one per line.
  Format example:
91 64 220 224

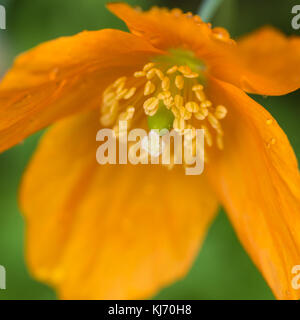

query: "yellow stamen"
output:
144 97 159 115
183 72 199 79
157 91 171 100
146 68 156 80
143 62 156 72
185 101 199 113
119 106 135 121
162 76 170 91
101 59 228 155
115 88 128 100
171 106 180 118
103 91 115 105
174 94 183 108
175 75 184 90
201 125 213 147
179 106 192 120
144 81 156 96
134 71 146 78
173 117 186 132
155 69 165 80
166 65 178 74
195 90 206 102
192 84 204 91
207 112 220 130
124 87 137 100
178 65 192 75
195 108 208 120
113 76 126 88
163 96 174 109
215 105 227 119
200 100 212 108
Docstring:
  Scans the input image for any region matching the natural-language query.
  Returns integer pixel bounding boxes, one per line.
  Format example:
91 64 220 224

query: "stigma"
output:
100 50 227 152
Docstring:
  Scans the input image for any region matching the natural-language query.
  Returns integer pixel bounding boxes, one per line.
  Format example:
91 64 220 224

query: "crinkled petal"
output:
207 77 300 299
107 3 234 59
108 4 300 96
212 27 300 95
0 29 162 152
20 110 218 299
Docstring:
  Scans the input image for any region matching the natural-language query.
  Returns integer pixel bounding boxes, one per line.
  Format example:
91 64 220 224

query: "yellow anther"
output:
115 88 128 100
126 106 135 116
102 99 118 115
179 106 192 120
167 65 178 74
201 125 213 147
200 100 212 108
155 69 165 80
103 84 114 96
162 76 170 91
185 101 199 113
192 84 204 91
178 65 192 75
173 117 186 132
134 71 146 78
157 91 171 100
148 109 159 117
123 87 137 100
143 62 155 72
164 96 174 109
174 94 184 108
109 101 119 114
194 108 208 120
144 97 159 115
175 75 184 90
103 91 115 105
215 105 227 119
116 81 126 94
119 106 135 121
113 76 126 88
184 72 199 79
171 106 180 118
207 113 220 130
195 90 206 102
146 68 156 80
144 81 156 96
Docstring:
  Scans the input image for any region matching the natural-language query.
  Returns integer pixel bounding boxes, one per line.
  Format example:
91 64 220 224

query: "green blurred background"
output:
0 0 299 300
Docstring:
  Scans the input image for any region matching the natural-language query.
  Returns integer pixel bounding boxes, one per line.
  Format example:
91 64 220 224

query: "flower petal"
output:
207 77 300 299
108 4 300 96
107 3 222 53
0 29 162 153
20 110 218 299
213 27 300 96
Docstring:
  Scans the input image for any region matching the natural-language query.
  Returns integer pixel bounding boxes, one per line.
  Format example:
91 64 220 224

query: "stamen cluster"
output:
101 60 227 151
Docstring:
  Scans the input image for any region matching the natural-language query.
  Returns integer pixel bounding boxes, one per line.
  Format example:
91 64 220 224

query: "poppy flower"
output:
0 3 300 300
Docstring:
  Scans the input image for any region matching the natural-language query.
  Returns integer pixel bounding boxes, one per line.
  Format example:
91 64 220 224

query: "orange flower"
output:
0 3 300 299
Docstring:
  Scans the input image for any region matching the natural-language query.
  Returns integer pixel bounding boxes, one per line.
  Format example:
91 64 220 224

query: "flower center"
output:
100 49 227 153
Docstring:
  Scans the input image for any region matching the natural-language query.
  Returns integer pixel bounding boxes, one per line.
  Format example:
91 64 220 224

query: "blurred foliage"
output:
0 0 299 300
